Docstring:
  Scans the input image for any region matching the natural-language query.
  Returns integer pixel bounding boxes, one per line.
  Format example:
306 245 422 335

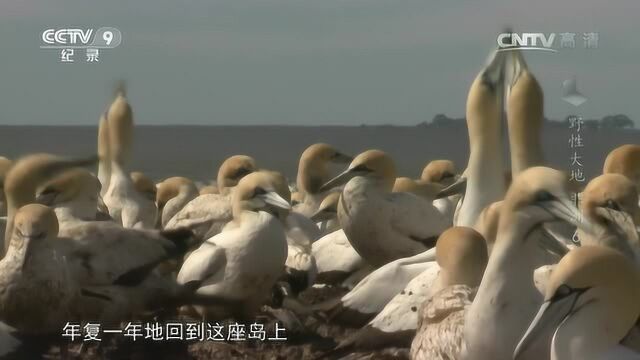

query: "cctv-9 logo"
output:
41 27 122 48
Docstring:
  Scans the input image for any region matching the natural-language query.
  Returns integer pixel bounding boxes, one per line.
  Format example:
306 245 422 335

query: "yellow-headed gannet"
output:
420 160 458 186
437 49 508 227
156 176 199 228
603 144 640 194
410 227 488 359
463 166 594 360
505 49 545 176
578 173 640 262
97 112 110 198
0 156 13 217
293 143 352 217
164 155 257 241
176 171 290 319
36 168 102 223
337 227 485 354
102 86 158 229
321 150 448 267
514 245 640 360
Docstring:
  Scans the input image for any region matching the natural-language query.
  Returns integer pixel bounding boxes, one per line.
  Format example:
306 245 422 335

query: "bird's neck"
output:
459 133 506 227
509 132 544 177
466 212 543 357
551 299 627 360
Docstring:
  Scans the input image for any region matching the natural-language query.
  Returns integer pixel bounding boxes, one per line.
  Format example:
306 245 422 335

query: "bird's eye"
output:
254 187 266 196
441 172 454 179
535 190 555 202
550 284 590 301
605 199 621 211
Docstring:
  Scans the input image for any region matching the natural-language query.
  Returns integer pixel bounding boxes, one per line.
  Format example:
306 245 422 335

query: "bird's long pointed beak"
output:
538 226 571 257
319 168 358 193
541 222 577 249
513 294 578 359
259 191 291 211
541 198 596 235
435 177 467 199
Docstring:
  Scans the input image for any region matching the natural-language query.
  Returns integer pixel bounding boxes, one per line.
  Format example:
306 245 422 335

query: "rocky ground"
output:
5 286 410 360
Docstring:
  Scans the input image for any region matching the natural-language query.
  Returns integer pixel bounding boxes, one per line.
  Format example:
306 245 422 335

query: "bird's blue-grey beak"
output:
258 191 291 211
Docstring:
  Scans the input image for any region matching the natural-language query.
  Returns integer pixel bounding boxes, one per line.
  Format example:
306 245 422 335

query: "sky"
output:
0 0 638 126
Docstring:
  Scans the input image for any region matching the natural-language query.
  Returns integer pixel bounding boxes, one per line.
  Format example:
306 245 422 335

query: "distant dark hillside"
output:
0 125 636 183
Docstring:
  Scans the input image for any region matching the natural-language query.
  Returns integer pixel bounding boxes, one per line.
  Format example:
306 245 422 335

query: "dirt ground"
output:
5 286 410 360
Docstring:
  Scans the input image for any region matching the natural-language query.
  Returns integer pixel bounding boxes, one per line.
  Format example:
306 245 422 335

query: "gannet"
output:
97 112 110 198
0 154 95 332
320 150 448 267
410 227 488 360
164 155 257 241
578 173 640 261
10 155 194 320
514 245 640 360
463 166 594 360
0 156 13 217
504 48 570 267
338 227 486 353
438 49 508 227
176 171 290 320
392 177 442 200
293 143 352 217
130 171 157 202
102 86 158 229
310 192 341 235
419 160 461 223
36 168 102 223
0 157 13 248
505 49 545 176
313 248 436 328
215 155 257 196
603 144 640 193
421 160 458 186
269 170 321 295
0 204 79 333
156 176 199 228
2 153 97 257
393 177 454 226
